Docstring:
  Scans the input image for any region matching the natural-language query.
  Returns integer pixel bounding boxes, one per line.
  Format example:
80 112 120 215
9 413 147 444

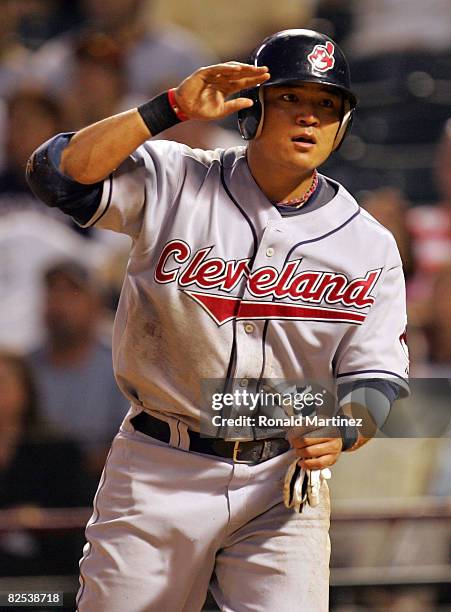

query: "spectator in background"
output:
28 260 129 481
0 88 63 196
62 33 127 129
28 0 215 101
0 349 90 576
0 88 118 351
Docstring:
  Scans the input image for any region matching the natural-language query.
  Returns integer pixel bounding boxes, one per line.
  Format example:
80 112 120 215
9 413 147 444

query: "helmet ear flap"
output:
238 87 263 140
332 99 355 151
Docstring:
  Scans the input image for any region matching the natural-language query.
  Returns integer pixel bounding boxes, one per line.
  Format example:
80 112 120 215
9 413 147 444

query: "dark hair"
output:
6 88 64 126
0 350 41 435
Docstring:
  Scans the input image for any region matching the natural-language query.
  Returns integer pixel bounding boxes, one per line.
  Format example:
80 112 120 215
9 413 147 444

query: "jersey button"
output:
244 323 254 334
240 378 249 387
266 247 274 257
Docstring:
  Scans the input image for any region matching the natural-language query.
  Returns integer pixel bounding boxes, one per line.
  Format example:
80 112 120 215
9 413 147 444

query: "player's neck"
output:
246 149 316 203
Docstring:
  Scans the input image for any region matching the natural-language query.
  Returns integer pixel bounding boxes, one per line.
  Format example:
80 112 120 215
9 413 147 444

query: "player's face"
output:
252 83 342 173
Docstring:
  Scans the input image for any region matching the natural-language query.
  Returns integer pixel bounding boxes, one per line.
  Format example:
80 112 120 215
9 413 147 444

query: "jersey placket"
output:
225 222 289 437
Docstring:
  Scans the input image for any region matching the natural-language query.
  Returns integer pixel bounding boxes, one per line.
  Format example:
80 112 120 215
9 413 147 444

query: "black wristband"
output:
338 419 359 451
137 91 181 136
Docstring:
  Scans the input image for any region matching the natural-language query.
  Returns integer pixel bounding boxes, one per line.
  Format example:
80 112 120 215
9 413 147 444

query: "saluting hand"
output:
173 62 270 121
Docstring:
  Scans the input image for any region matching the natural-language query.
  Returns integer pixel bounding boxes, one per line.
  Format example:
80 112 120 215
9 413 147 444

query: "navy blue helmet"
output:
238 29 357 149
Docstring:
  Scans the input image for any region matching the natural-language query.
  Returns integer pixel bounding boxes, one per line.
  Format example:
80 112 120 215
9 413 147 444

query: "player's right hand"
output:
173 62 270 121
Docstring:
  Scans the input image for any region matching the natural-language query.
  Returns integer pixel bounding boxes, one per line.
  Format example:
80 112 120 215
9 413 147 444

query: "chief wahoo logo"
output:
307 41 335 73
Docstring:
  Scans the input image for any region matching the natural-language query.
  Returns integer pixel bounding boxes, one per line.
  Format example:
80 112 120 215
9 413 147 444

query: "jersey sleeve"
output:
79 140 183 239
337 379 401 428
334 249 409 397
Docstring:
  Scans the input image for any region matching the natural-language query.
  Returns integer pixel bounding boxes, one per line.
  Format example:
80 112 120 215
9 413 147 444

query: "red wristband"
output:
167 88 190 122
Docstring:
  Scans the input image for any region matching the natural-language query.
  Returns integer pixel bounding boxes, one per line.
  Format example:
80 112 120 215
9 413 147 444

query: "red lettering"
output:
288 272 321 300
155 239 382 312
178 247 213 286
194 260 226 288
248 268 279 297
273 261 301 298
221 259 250 291
323 276 348 303
154 240 190 283
342 270 380 308
303 273 334 302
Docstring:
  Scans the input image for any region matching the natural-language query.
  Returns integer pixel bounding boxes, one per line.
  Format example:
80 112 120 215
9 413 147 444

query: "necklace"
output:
278 170 319 209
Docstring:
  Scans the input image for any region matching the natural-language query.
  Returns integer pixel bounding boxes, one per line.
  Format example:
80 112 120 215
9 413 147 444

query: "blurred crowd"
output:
0 0 450 608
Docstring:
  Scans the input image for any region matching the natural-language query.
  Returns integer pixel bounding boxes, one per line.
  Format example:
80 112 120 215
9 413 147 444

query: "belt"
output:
130 411 290 465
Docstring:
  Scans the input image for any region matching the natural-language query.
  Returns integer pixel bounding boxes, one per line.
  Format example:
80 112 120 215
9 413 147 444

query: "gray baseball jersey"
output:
78 140 409 434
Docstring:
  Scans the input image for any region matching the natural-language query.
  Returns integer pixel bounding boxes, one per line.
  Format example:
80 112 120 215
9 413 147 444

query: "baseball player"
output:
27 30 408 612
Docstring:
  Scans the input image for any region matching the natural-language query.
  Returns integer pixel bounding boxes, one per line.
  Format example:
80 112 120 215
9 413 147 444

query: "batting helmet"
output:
238 29 357 150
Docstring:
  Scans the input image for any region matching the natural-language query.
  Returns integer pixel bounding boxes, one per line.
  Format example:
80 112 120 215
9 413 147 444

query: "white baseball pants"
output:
76 410 330 612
